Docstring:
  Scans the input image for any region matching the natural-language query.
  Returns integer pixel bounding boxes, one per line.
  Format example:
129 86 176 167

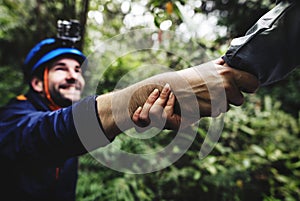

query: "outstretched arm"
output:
96 59 259 140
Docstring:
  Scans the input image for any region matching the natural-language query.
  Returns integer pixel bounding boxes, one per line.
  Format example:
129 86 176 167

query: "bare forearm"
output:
96 73 172 139
96 67 207 138
96 60 259 139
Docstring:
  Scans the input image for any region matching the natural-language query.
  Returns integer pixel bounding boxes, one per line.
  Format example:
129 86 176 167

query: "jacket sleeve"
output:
223 1 300 86
0 96 111 167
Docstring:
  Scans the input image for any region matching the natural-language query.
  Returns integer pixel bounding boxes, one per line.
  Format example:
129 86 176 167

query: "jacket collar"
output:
26 89 51 111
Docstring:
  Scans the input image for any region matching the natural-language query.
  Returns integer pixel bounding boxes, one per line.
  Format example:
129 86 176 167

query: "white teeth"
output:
68 87 76 91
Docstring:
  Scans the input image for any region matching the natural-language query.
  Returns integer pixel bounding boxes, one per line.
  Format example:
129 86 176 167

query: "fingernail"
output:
169 92 173 99
164 83 170 91
153 88 159 95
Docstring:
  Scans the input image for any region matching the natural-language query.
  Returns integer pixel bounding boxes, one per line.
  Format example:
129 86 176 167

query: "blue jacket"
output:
0 90 109 200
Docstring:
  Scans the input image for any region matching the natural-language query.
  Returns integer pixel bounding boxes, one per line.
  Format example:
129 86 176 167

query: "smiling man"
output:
41 58 85 107
0 26 258 200
0 37 171 200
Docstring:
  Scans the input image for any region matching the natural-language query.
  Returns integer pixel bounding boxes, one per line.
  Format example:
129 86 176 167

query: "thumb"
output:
224 63 260 93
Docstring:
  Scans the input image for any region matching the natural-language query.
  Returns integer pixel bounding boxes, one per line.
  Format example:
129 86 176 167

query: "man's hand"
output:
174 58 259 119
96 58 259 139
132 83 181 132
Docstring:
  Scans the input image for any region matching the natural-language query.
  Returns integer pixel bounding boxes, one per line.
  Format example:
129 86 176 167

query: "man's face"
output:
47 58 85 107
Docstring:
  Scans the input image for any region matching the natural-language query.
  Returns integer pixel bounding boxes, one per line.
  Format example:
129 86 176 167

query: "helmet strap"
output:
43 66 61 111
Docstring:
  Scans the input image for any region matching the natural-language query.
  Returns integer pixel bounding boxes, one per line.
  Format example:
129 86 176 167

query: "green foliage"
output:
258 68 300 117
77 154 155 201
77 95 300 201
0 66 27 105
0 1 299 201
0 0 89 105
206 0 277 38
0 0 83 66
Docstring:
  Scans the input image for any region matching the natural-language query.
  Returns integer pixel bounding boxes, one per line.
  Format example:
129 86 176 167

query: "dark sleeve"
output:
223 1 300 86
0 96 111 167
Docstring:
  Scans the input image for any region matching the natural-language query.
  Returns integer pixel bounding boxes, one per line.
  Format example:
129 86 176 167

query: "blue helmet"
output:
23 38 86 80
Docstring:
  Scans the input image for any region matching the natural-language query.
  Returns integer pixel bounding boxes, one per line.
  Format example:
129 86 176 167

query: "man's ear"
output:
31 76 44 93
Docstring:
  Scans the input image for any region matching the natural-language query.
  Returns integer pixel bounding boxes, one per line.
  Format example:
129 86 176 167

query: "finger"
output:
230 68 260 93
141 83 171 118
139 88 159 120
132 106 142 123
163 92 175 119
163 92 182 130
132 106 149 128
152 83 171 108
224 78 245 106
214 57 225 65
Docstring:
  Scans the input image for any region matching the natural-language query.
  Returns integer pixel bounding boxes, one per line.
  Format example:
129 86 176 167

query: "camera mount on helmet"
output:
56 19 82 47
23 19 86 82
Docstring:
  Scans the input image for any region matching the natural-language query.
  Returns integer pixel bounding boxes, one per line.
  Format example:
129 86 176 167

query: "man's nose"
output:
66 69 78 81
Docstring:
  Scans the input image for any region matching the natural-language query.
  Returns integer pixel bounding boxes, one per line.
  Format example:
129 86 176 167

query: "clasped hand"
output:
131 58 259 132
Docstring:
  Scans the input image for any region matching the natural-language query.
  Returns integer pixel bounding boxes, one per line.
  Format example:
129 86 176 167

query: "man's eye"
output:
55 67 66 71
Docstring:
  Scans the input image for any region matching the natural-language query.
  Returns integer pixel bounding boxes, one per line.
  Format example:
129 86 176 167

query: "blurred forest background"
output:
0 0 299 200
